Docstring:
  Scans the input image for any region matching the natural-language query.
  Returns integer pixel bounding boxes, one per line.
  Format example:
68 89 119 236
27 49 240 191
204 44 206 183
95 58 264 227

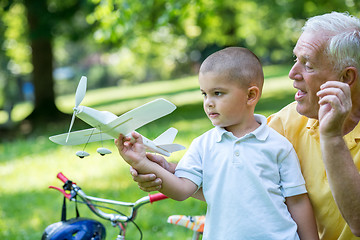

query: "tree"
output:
2 0 360 130
1 0 95 128
89 0 360 71
24 0 59 122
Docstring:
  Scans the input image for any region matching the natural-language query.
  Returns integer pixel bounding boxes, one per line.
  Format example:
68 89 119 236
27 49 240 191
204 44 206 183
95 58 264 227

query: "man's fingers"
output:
129 165 163 191
132 170 157 182
318 81 351 103
139 185 162 192
130 166 138 177
137 178 162 191
146 153 167 167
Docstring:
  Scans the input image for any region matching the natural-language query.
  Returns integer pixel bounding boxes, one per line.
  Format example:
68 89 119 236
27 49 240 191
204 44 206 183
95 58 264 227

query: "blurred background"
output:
1 0 359 239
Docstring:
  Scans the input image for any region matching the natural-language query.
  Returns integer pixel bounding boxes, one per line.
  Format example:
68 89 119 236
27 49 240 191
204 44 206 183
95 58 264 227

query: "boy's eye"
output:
215 91 222 96
201 92 207 97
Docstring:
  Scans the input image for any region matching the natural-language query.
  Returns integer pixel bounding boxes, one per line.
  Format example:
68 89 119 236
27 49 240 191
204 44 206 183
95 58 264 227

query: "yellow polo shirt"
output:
267 102 360 240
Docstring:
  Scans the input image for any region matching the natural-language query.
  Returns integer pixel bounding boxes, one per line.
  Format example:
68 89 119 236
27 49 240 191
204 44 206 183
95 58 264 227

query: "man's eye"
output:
305 64 313 71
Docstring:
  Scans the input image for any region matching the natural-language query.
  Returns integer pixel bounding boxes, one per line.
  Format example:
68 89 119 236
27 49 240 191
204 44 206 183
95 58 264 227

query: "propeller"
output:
66 76 87 142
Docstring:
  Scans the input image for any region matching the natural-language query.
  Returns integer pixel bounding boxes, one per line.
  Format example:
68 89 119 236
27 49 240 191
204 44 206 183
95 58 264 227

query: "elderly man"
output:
267 11 360 239
125 12 360 240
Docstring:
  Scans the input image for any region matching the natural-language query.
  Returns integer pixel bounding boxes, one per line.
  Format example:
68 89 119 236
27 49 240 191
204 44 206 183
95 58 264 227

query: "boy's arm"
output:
285 193 319 240
140 159 198 201
115 132 198 201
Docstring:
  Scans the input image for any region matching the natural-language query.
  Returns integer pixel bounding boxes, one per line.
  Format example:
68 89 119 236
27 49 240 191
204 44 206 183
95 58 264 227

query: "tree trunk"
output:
24 0 68 125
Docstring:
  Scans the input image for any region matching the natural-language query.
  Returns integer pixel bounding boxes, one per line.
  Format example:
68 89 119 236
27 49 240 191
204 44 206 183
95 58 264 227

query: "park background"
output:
1 1 359 239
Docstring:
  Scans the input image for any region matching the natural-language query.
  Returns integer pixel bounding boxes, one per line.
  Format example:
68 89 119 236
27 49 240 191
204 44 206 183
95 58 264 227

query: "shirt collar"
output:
215 114 269 142
306 119 319 130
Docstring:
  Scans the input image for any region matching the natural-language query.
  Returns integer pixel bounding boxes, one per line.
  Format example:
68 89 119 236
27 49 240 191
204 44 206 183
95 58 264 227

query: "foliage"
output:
88 0 360 80
1 0 360 127
0 70 295 239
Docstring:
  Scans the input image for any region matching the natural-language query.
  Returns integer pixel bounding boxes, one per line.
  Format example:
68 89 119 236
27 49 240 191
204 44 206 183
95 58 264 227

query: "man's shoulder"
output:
270 102 301 119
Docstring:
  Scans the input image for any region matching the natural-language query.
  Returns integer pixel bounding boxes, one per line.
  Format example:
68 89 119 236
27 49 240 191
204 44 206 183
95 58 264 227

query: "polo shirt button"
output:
234 151 240 157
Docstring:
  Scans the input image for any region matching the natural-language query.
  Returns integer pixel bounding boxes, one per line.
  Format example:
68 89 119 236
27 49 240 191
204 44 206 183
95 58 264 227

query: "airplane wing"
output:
49 128 114 146
99 98 176 139
50 98 176 146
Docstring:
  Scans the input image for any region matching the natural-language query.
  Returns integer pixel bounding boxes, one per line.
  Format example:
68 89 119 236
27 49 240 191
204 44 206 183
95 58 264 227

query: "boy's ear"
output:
247 86 260 105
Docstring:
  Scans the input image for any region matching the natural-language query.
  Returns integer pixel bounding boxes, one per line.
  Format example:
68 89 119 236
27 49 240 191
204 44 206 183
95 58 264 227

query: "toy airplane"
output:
49 76 185 158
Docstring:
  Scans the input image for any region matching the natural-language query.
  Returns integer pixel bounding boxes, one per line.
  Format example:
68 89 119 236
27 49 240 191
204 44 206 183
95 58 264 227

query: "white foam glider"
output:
49 76 185 157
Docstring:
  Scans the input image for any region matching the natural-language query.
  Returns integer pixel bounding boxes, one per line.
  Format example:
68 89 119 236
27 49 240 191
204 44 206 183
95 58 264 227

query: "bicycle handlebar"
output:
50 172 168 224
57 172 69 183
149 192 169 203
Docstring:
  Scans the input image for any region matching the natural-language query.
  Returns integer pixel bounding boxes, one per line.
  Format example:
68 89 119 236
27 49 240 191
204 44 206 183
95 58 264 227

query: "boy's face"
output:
199 71 251 133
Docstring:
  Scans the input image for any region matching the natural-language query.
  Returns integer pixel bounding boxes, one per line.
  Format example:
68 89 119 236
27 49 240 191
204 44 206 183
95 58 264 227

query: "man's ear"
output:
247 86 260 105
341 67 358 86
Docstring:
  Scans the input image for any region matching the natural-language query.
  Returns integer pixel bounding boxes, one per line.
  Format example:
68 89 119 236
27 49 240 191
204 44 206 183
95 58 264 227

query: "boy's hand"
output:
115 132 147 168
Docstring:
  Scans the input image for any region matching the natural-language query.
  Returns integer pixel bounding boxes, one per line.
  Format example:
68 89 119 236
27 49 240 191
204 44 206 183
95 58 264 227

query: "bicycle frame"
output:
50 172 168 240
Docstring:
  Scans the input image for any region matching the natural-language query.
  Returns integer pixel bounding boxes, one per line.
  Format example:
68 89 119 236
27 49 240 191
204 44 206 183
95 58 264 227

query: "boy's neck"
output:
224 115 260 138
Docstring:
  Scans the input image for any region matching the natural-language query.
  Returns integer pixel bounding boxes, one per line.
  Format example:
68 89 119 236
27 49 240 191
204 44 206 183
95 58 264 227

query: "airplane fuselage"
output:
76 106 172 157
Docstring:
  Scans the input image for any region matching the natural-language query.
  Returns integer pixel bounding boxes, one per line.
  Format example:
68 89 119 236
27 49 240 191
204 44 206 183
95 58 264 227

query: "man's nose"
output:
288 62 302 81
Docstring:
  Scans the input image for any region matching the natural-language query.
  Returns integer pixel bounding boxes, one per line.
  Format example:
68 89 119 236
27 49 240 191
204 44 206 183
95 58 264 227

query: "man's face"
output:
289 31 340 119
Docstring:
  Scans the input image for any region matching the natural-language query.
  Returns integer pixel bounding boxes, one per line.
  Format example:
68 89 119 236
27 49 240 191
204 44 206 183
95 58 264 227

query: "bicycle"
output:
43 172 204 240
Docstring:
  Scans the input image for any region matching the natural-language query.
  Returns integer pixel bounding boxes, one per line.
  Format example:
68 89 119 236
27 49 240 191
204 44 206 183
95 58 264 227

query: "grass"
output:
0 65 295 240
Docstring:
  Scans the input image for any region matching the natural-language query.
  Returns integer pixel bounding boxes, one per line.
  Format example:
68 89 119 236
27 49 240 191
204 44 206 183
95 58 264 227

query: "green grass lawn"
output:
0 65 295 240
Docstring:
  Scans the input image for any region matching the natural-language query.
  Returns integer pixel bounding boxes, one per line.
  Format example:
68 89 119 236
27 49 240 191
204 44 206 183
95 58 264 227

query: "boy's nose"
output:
204 98 214 108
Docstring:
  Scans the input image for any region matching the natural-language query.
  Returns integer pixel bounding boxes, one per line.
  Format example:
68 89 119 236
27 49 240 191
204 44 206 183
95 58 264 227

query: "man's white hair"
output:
303 11 360 73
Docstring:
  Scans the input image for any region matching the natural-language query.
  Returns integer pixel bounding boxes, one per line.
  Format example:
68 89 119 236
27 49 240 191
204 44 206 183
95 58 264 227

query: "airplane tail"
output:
153 128 185 153
153 127 178 145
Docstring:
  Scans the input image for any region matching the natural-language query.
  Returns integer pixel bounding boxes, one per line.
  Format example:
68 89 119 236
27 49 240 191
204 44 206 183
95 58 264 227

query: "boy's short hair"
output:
199 47 264 90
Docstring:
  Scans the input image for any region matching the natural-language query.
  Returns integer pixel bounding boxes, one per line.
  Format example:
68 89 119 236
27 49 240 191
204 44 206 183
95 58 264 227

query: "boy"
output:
115 47 318 239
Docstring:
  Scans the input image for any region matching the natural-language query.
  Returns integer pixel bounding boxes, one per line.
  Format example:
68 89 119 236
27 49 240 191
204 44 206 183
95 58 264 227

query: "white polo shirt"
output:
175 114 306 240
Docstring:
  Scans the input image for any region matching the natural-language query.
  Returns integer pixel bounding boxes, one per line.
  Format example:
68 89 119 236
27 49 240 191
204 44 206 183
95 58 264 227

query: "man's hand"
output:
130 167 162 192
130 153 177 192
317 81 352 136
317 80 360 234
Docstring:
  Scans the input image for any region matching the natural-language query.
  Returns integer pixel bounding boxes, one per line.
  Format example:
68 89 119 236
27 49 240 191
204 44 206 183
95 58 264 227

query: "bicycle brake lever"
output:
49 186 72 199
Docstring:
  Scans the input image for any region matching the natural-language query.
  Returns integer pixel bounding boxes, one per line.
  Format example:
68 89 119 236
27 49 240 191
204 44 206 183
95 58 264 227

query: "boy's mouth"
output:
208 112 219 118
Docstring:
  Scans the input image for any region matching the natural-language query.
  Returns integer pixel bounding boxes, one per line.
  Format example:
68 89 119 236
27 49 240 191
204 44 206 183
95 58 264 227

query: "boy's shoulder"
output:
193 127 219 142
266 124 294 146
